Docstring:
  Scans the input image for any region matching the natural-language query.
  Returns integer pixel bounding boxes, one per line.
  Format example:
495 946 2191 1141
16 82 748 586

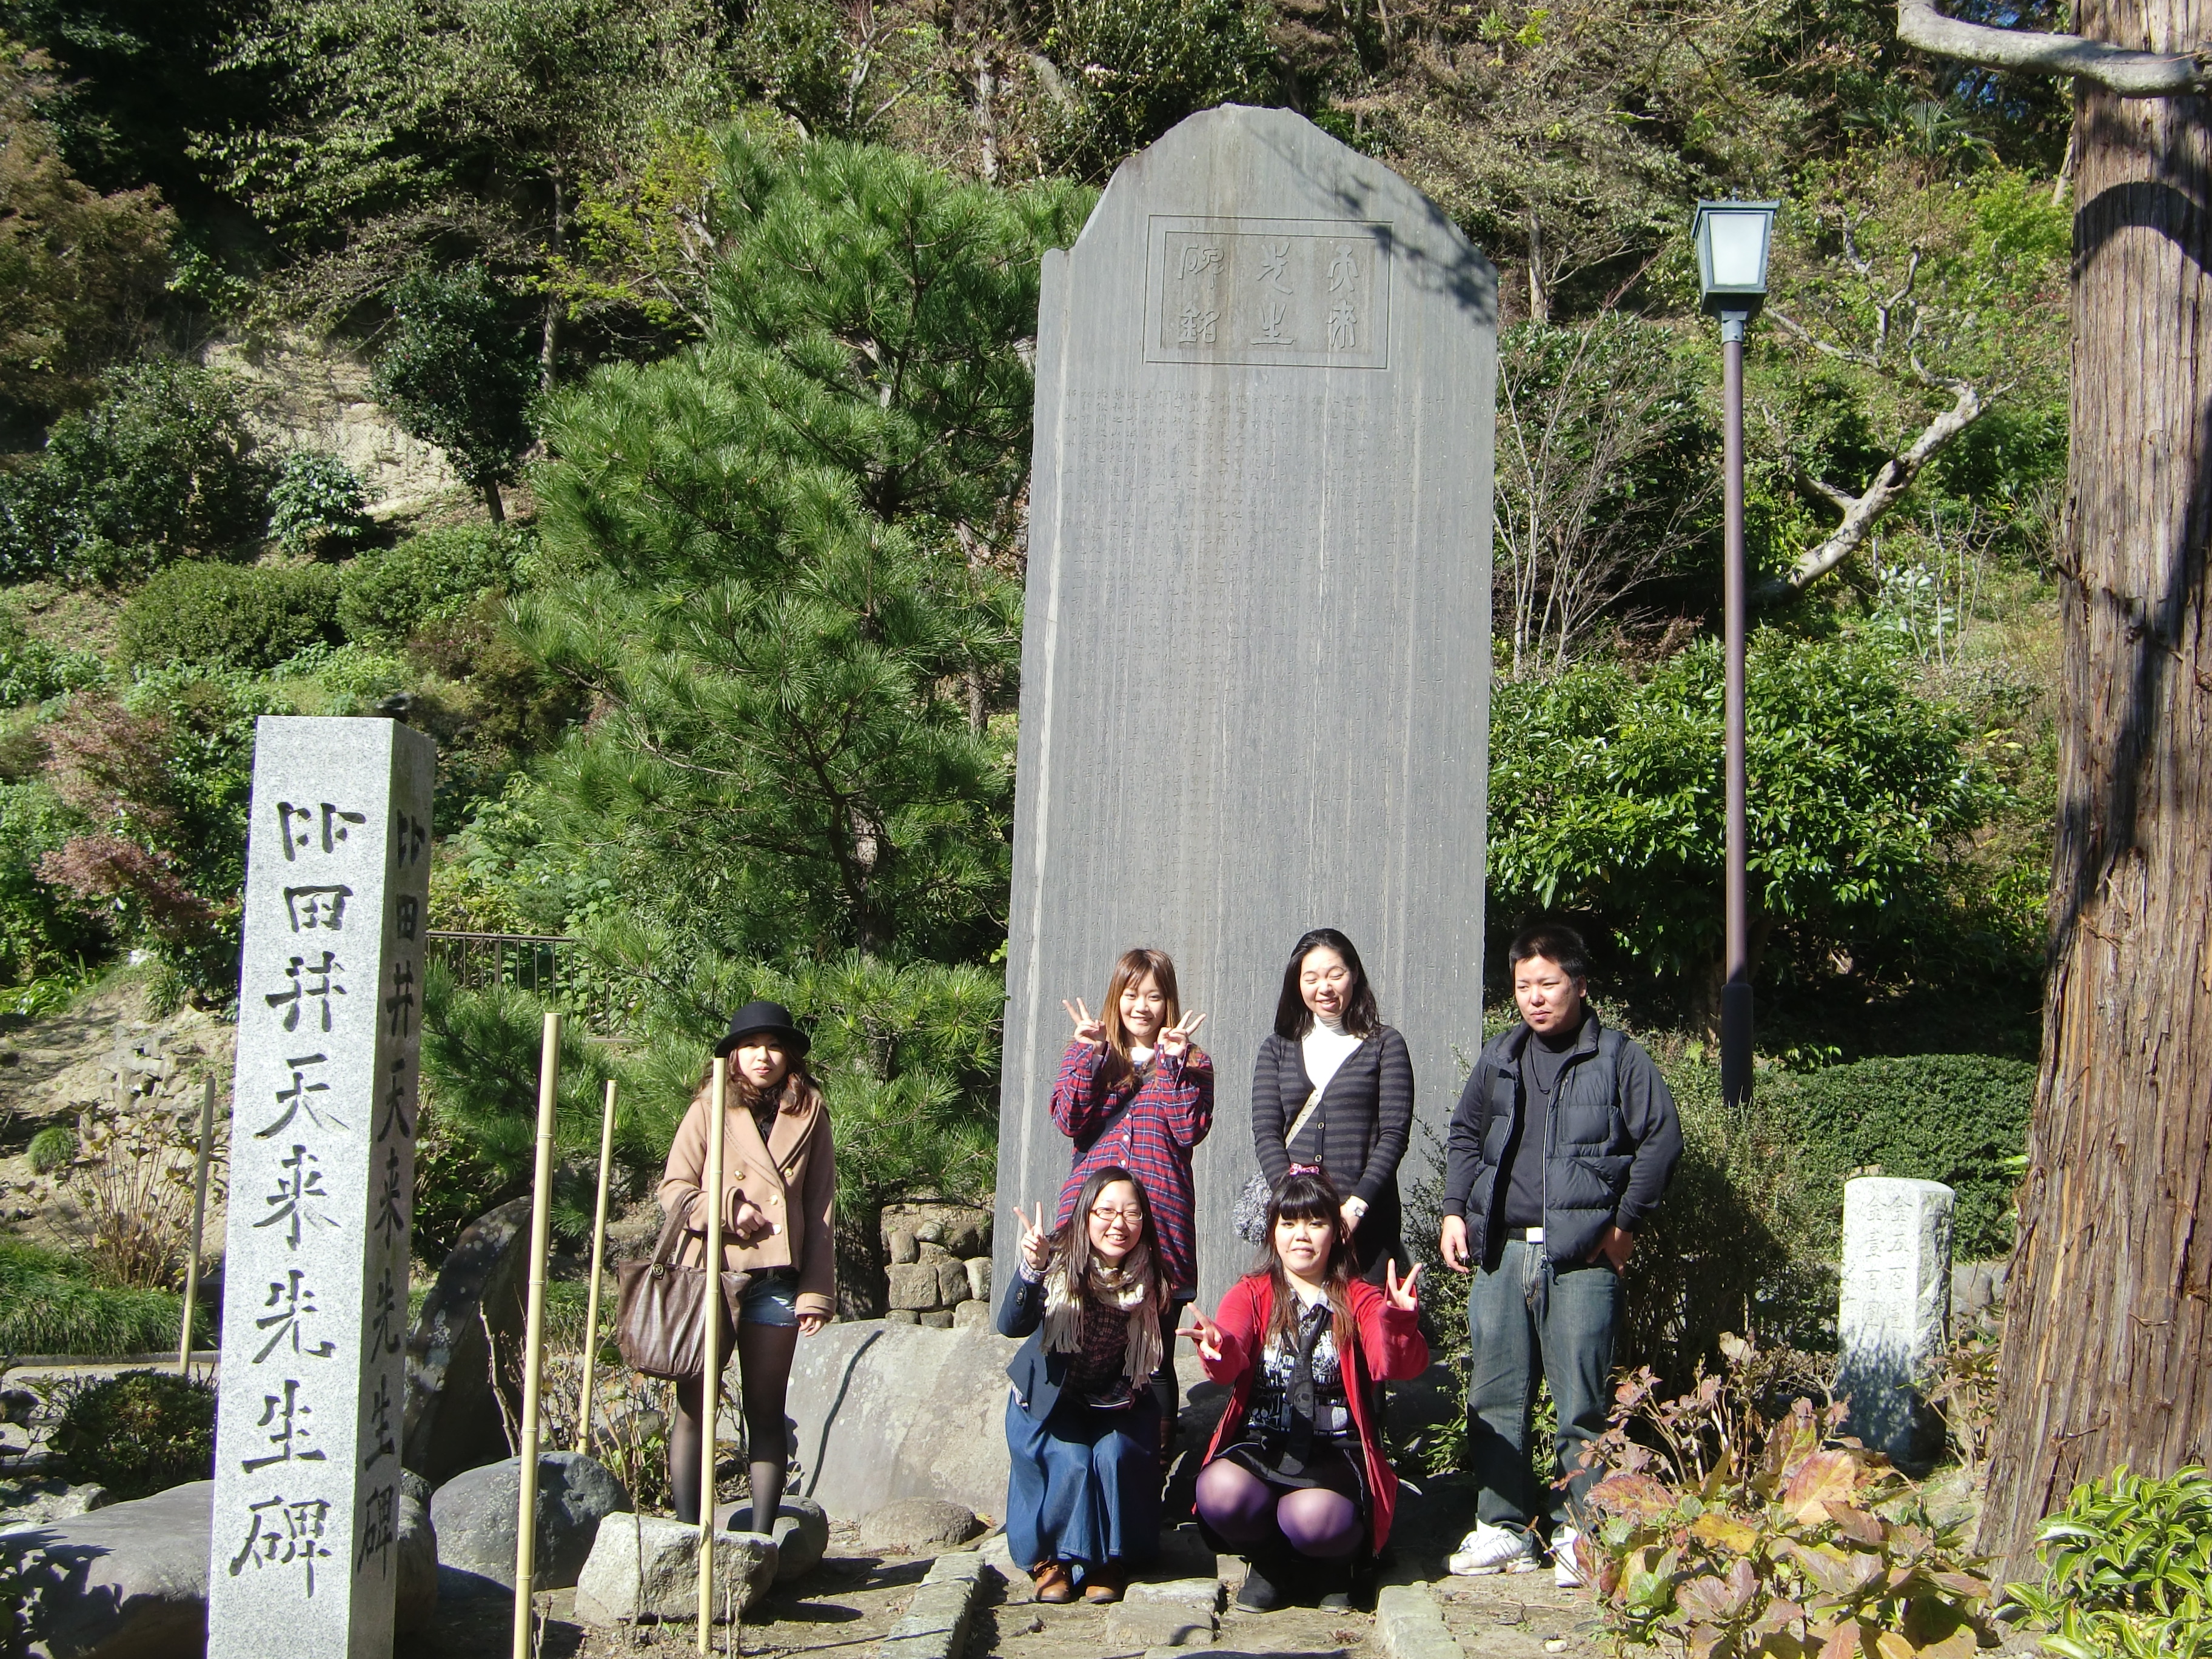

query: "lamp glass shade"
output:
1694 201 1779 302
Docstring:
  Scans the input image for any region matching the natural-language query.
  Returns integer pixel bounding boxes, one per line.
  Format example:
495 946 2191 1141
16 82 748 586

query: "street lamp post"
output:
1694 199 1778 1111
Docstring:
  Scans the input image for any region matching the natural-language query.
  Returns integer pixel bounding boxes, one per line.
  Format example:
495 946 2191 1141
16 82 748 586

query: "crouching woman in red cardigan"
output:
1180 1168 1427 1612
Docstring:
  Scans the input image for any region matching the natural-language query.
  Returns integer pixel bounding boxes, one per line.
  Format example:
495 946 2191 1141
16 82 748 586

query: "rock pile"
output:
880 1204 992 1329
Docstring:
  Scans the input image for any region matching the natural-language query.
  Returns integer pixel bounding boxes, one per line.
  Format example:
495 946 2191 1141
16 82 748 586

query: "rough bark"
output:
1977 0 2212 1578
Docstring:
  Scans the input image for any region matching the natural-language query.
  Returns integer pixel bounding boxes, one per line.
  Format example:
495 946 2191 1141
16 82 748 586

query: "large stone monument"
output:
1837 1175 1955 1469
207 717 434 1657
996 105 1497 1306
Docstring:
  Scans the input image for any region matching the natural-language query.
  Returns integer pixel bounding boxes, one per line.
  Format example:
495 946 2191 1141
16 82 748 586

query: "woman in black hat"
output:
659 1000 837 1530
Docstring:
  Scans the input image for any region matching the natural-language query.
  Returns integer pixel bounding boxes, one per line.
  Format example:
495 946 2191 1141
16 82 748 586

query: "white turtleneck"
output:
1301 1013 1361 1098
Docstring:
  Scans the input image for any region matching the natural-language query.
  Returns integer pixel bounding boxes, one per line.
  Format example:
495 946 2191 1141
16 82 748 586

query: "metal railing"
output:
425 931 578 999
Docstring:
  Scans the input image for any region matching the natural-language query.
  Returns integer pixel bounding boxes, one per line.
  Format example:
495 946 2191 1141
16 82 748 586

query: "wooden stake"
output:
176 1075 216 1374
512 1013 562 1659
575 1078 618 1454
697 1055 727 1652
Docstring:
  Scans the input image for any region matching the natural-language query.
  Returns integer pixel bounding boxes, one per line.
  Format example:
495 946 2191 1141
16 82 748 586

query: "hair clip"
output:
1287 1162 1324 1178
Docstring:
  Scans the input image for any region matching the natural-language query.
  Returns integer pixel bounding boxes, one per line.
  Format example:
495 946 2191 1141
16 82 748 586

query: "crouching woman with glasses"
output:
999 1166 1168 1604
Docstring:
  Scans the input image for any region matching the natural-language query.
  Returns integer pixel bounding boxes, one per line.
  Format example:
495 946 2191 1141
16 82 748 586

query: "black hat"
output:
714 1000 810 1060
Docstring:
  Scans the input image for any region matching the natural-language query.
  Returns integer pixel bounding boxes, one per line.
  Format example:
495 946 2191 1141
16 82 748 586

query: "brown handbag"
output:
615 1199 752 1381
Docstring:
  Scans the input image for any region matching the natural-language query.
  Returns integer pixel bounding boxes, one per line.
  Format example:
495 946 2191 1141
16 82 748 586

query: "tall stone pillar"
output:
1838 1175 1955 1470
997 105 1497 1307
207 716 434 1657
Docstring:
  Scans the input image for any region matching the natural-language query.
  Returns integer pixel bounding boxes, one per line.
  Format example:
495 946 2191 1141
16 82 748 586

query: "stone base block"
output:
572 1513 778 1626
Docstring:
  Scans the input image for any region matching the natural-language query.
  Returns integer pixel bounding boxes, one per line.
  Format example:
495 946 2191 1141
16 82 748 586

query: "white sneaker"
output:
1552 1525 1586 1589
1447 1521 1540 1576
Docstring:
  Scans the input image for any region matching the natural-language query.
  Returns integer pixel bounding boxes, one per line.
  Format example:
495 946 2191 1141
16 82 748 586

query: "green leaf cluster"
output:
115 559 341 672
2006 1467 2212 1659
49 1367 215 1497
368 263 537 516
336 521 528 649
265 449 372 557
0 1238 206 1355
1773 1053 2034 1260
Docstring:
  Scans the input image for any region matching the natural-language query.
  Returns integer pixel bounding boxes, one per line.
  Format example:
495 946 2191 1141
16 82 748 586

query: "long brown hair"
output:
1100 947 1182 1087
1047 1165 1165 1309
1253 1168 1358 1364
694 1043 821 1118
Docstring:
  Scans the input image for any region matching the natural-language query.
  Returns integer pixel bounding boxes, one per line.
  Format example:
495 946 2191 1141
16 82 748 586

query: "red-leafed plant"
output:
1580 1333 1994 1659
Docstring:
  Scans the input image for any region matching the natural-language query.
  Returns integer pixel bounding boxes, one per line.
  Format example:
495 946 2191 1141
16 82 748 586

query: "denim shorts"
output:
739 1270 800 1328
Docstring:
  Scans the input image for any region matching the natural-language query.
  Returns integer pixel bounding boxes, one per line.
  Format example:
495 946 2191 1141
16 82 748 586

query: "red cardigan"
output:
1198 1274 1430 1549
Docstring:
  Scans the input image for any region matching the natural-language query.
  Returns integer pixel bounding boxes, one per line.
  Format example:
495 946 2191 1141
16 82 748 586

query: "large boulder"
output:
573 1514 778 1626
431 1452 631 1598
402 1196 532 1487
396 1487 438 1634
3 1479 211 1659
785 1319 1021 1522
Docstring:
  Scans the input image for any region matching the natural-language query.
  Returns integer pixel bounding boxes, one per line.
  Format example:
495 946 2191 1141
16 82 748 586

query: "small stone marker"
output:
999 104 1497 1307
206 716 434 1658
1837 1176 1954 1467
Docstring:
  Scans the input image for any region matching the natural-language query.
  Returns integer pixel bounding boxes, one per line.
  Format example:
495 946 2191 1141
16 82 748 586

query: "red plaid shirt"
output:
1051 1039 1215 1295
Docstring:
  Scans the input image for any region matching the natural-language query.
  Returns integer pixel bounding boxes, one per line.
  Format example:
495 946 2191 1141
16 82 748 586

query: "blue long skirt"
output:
1004 1390 1161 1575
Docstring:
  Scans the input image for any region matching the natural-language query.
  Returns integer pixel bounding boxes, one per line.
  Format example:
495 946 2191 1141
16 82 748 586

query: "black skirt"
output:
1210 1426 1368 1506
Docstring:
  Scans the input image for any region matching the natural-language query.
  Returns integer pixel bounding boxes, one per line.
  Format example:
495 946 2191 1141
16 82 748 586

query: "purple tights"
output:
1195 1457 1362 1560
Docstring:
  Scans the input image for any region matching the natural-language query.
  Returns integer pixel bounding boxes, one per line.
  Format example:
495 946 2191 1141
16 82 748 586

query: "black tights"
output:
670 1321 799 1530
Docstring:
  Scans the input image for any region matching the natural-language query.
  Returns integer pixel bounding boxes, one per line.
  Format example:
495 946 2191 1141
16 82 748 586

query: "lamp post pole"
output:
1720 309 1752 1111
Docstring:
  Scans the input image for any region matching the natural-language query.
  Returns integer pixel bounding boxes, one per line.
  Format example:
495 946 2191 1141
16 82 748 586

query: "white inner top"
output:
1128 1044 1155 1067
1301 1015 1361 1099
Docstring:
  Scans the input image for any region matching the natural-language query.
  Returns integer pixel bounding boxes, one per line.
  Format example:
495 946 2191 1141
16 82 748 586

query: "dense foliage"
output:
0 1238 199 1354
50 1368 216 1496
116 559 340 670
368 264 537 520
2005 1466 2212 1659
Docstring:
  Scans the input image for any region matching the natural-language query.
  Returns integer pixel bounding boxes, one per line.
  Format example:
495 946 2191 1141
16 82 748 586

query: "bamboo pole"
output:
511 1013 562 1659
575 1079 618 1455
696 1056 727 1652
175 1075 217 1373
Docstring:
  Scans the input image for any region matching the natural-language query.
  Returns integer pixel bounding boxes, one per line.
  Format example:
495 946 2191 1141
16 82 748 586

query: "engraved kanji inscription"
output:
254 1268 337 1364
265 952 345 1033
362 1375 397 1470
376 1055 414 1143
256 1053 347 1139
357 1484 397 1574
368 1262 402 1356
393 812 426 868
395 893 419 942
283 885 352 931
242 1378 326 1473
384 958 415 1038
1147 217 1392 369
253 1144 337 1247
229 1493 333 1595
371 1148 407 1247
276 801 365 860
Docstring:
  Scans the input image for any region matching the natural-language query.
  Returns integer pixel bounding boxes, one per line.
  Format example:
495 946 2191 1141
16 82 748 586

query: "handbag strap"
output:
648 1198 694 1272
1284 1087 1324 1151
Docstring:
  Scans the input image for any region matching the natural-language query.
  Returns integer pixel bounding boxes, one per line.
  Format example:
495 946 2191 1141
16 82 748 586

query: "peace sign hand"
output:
1062 999 1105 1047
1158 1009 1208 1056
1384 1259 1423 1313
1175 1304 1225 1365
1011 1201 1053 1273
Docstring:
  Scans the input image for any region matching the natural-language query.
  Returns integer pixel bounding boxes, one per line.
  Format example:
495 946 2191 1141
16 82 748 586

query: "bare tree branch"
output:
1897 0 2210 97
1780 377 1989 591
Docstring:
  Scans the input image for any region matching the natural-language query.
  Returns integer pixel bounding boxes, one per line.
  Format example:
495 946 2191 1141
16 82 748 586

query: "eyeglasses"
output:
1088 1207 1145 1225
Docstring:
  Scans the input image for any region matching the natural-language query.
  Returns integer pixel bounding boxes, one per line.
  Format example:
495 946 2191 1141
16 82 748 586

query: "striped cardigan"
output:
1250 1025 1414 1269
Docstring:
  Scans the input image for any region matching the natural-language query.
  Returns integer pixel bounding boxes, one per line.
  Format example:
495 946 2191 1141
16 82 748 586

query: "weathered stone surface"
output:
573 1513 777 1626
711 1495 829 1582
403 1195 533 1487
1107 1578 1221 1649
885 1309 920 1326
8 1479 212 1659
889 1230 919 1265
395 1490 437 1635
918 1241 952 1265
1839 1177 1956 1470
920 1311 955 1329
886 1262 940 1310
430 1452 631 1597
786 1319 1021 1522
965 1257 991 1302
209 716 435 1659
882 1203 988 1261
997 104 1498 1309
0 1478 112 1527
1952 1258 2007 1322
936 1260 973 1304
952 1299 991 1330
857 1497 984 1554
1374 1582 1462 1659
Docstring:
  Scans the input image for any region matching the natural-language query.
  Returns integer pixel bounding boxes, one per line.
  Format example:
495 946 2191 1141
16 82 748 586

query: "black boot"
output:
1315 1558 1353 1610
1236 1551 1291 1611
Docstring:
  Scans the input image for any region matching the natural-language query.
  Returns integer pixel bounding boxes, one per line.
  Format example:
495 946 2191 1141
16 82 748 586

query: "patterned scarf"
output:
1042 1241 1163 1383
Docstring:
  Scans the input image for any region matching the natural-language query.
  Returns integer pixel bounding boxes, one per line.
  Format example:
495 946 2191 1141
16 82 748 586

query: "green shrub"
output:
0 623 102 708
1777 1053 2034 1259
26 1124 75 1172
0 360 273 586
0 1240 202 1355
115 560 341 671
266 449 372 557
0 780 104 981
49 1370 215 1498
338 523 526 649
2005 1465 2212 1658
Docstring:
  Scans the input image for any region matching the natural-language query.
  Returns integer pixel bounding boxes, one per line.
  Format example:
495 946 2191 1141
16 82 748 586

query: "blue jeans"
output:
1465 1237 1620 1529
1004 1392 1161 1577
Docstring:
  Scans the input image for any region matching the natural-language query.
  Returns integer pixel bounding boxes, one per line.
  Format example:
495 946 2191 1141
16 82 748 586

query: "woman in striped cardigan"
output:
1248 928 1413 1284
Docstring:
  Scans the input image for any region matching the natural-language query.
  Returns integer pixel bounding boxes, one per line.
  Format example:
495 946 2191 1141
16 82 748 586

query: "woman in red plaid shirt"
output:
1052 947 1213 1434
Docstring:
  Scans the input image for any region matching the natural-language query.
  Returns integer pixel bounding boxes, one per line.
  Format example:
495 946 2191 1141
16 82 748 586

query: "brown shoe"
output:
1082 1563 1127 1603
1031 1561 1074 1604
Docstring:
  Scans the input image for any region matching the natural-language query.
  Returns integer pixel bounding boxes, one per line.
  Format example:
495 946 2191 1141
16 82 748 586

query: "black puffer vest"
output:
1460 1019 1631 1270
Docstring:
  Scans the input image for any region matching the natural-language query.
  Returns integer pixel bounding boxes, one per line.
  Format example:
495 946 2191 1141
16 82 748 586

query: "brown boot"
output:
1031 1560 1074 1604
1083 1562 1128 1603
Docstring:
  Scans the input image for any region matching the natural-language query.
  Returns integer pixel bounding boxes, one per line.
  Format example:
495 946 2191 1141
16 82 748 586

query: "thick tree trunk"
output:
1978 3 2212 1579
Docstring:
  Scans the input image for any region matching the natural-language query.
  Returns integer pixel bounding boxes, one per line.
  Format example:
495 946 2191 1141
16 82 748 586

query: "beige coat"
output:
658 1078 837 1322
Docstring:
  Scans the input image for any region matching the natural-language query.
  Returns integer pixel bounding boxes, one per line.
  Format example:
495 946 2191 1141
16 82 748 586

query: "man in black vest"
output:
1436 922 1681 1586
